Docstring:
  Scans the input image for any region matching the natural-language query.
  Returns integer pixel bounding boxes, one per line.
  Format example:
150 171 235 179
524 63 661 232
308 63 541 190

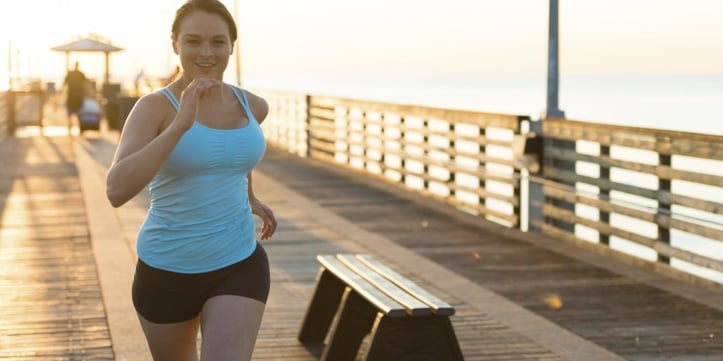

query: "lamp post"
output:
7 41 12 90
546 0 565 118
234 0 242 86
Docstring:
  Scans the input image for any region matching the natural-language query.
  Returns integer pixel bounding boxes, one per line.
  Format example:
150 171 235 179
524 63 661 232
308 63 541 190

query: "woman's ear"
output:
172 38 180 55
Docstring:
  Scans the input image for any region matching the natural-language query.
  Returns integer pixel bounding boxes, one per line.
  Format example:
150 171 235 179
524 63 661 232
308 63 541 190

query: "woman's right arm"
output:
105 93 186 207
106 78 221 207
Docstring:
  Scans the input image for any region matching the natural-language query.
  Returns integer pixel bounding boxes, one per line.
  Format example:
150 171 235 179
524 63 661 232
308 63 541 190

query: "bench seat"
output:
298 253 464 361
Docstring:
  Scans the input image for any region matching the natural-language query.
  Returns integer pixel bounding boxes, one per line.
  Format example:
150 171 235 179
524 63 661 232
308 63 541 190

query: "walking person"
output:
105 0 277 359
63 61 87 130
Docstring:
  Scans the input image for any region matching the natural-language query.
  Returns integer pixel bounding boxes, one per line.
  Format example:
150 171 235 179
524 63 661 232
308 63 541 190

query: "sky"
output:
1 0 723 90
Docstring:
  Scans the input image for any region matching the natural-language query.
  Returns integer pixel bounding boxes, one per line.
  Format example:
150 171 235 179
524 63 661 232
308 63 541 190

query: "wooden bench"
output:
298 254 464 361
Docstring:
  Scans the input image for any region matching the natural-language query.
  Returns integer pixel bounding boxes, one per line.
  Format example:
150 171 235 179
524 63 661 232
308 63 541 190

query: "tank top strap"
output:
228 85 256 123
159 87 180 112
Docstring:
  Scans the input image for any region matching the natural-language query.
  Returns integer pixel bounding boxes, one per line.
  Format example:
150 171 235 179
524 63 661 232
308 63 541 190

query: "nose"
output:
199 42 212 56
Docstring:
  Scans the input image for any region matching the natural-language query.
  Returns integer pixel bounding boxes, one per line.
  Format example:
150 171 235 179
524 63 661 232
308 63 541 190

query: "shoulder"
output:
231 85 269 123
134 91 173 116
125 91 175 133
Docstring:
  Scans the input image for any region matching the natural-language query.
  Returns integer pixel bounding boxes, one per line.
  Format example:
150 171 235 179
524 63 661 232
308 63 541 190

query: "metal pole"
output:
104 52 110 84
545 0 575 235
234 0 242 86
546 0 565 118
7 41 12 90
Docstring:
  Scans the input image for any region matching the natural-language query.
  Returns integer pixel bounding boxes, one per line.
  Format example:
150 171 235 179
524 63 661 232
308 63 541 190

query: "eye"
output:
186 39 200 45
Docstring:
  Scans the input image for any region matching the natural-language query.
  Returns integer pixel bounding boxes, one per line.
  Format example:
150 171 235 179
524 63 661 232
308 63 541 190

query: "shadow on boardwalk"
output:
1 118 722 360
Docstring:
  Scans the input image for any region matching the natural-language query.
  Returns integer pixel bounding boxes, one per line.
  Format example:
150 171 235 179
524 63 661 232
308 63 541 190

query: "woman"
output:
106 0 277 359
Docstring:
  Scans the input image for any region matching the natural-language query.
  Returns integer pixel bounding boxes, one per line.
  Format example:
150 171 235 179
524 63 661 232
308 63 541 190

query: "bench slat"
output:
336 254 433 316
356 254 455 316
316 255 407 317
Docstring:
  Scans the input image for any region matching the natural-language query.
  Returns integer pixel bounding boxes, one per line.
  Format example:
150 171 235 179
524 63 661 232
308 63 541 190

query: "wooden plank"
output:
310 95 527 130
545 146 723 187
542 204 658 248
544 167 660 200
543 184 723 242
325 162 520 224
356 254 456 316
537 173 722 214
316 255 407 317
308 107 336 121
544 118 723 160
655 243 723 273
336 254 433 316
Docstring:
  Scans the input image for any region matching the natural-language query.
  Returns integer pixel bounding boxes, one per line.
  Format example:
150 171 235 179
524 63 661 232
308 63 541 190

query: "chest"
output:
163 121 266 176
196 100 250 129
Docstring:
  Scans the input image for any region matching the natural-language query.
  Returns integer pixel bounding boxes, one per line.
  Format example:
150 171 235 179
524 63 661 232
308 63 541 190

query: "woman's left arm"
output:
247 89 275 239
249 172 276 240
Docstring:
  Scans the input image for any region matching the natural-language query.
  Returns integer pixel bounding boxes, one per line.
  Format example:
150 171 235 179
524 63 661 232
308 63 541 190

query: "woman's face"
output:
173 10 233 80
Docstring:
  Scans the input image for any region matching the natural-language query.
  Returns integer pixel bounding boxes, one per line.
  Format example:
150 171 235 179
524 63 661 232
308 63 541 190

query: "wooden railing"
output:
541 118 723 283
0 92 8 142
0 90 46 140
262 91 531 227
260 90 723 286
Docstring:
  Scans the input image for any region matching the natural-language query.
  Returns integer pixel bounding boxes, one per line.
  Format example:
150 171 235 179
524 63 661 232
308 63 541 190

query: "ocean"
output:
244 73 723 135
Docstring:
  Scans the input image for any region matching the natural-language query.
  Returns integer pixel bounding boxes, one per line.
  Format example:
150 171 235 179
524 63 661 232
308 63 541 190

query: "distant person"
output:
105 0 276 360
63 62 87 129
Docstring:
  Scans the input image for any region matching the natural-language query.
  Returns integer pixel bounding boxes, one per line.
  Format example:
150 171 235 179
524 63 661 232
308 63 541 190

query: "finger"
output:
263 212 276 239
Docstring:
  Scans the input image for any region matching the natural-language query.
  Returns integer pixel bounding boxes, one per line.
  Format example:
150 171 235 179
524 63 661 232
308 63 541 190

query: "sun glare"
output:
1 0 179 91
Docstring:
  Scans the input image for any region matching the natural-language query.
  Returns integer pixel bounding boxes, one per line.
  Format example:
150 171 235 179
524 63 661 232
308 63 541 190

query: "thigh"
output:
209 243 271 303
132 259 210 324
138 313 200 361
200 295 266 361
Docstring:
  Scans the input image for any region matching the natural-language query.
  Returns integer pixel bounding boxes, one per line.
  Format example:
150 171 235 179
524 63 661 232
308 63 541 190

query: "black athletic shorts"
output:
132 242 270 324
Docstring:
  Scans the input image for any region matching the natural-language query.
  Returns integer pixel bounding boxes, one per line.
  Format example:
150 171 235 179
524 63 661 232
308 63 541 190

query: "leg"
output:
200 295 266 361
137 313 200 361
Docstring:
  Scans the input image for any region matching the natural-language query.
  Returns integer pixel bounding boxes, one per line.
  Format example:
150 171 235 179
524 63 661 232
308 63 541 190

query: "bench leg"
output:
298 268 347 344
362 315 464 361
321 289 379 361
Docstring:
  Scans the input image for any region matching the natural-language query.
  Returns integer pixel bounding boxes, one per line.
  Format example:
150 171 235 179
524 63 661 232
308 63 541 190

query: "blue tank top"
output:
136 85 266 273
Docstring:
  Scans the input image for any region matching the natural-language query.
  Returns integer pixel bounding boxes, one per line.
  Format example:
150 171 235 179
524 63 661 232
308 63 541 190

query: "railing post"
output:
599 144 611 245
658 151 672 264
422 118 430 191
545 135 576 234
448 122 456 207
478 124 486 213
515 119 527 230
400 116 407 185
305 94 312 158
7 91 16 136
527 119 545 233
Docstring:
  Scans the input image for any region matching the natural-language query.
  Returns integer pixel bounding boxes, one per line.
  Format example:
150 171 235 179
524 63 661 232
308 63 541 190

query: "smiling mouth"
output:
195 63 216 68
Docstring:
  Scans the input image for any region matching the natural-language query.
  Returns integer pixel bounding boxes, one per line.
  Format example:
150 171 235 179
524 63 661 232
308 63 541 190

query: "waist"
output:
149 176 248 223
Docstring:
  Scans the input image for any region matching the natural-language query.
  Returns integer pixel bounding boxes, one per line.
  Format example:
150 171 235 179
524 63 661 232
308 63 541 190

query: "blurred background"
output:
2 0 722 132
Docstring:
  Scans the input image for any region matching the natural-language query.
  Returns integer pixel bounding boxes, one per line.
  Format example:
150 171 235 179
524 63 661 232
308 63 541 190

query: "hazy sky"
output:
2 0 723 88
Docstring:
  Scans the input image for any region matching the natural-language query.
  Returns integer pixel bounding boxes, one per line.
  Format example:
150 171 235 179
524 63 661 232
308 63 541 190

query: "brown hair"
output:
171 0 238 42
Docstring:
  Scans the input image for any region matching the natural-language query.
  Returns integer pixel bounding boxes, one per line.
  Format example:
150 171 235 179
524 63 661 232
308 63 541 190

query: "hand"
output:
250 198 277 240
173 77 221 132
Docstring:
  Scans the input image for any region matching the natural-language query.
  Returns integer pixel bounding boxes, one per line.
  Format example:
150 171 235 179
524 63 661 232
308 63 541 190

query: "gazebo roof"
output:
51 37 124 53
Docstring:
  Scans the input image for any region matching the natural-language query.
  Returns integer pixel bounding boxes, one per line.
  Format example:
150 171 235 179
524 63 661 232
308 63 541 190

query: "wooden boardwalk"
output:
1 113 722 360
0 135 114 359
